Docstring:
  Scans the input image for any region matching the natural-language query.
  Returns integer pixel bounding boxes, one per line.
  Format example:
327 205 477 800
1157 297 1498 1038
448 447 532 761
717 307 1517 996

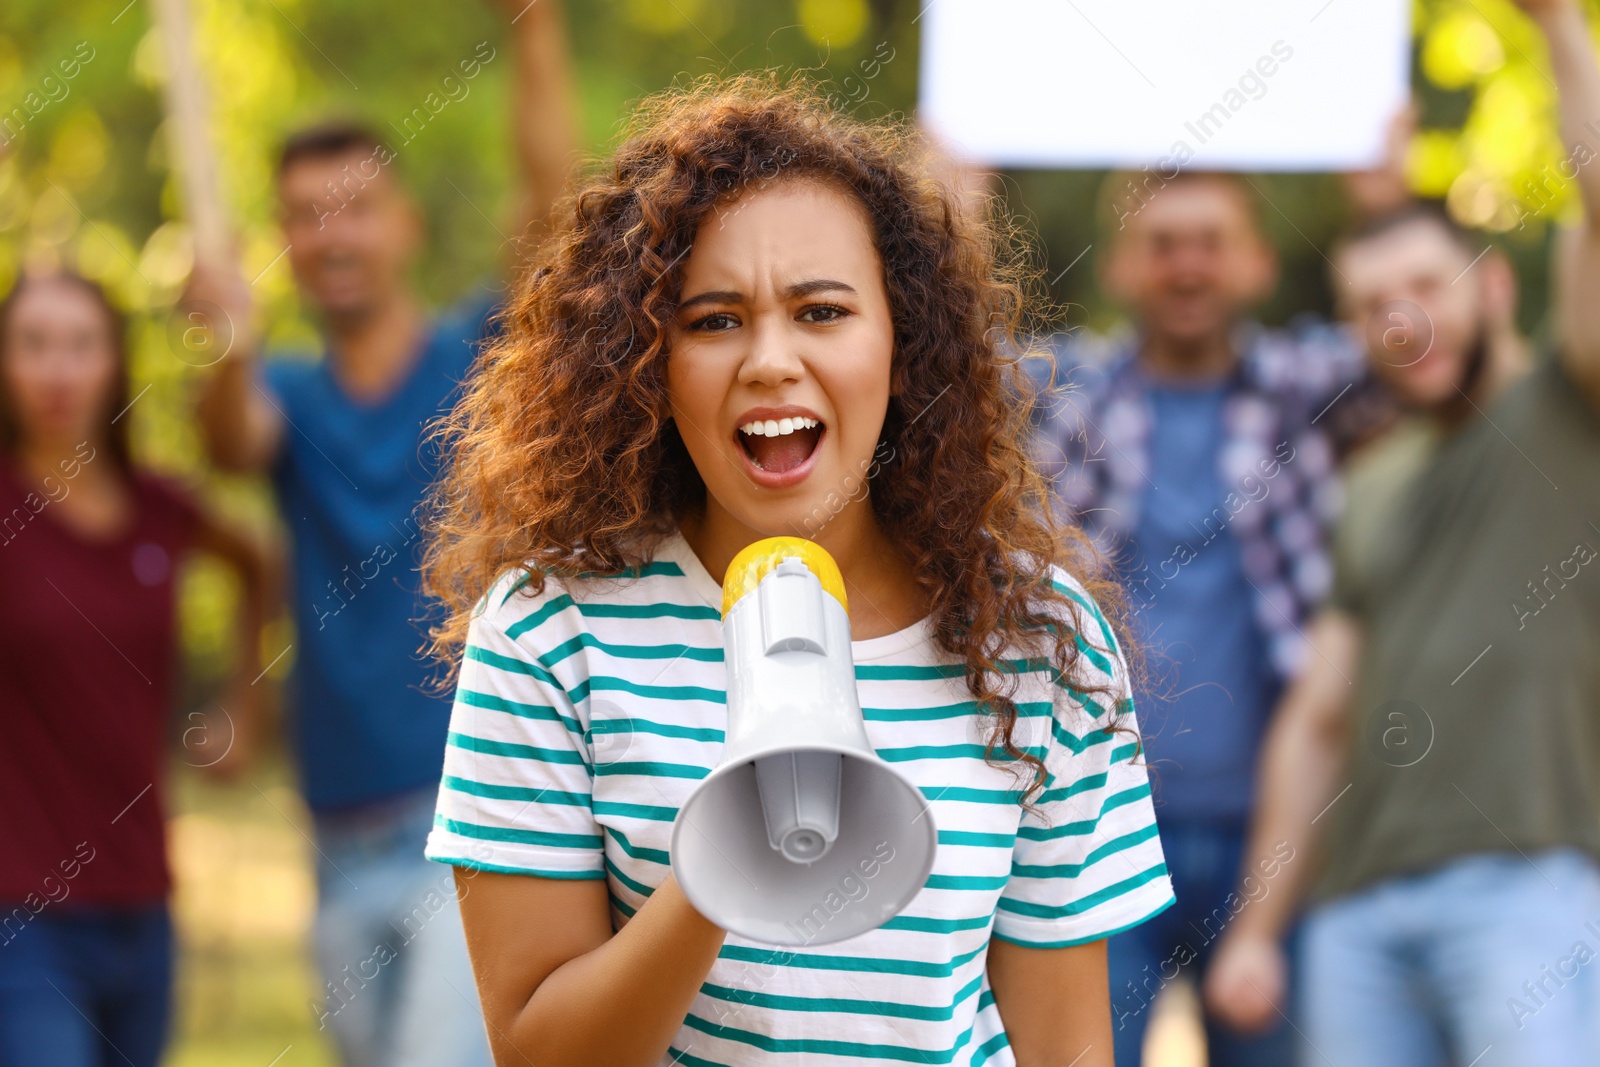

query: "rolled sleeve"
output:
994 579 1174 948
425 574 605 881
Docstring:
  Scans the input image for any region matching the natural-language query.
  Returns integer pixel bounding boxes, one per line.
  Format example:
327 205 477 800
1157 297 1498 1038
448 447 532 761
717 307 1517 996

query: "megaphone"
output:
670 537 938 946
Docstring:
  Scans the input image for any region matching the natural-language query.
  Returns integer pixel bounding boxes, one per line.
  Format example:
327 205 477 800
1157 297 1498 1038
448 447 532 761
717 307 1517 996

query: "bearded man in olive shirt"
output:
1204 2 1600 1064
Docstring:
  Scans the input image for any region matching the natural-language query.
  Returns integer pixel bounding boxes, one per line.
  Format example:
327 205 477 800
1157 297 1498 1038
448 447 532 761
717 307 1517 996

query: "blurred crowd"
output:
2 0 1598 1065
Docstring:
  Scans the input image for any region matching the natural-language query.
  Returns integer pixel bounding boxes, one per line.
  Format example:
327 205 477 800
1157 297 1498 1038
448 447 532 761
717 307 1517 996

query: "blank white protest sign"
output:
918 0 1411 171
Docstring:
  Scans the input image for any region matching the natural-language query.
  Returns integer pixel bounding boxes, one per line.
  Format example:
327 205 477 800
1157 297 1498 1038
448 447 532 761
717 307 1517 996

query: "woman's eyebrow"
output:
677 278 858 313
784 278 856 299
677 289 741 312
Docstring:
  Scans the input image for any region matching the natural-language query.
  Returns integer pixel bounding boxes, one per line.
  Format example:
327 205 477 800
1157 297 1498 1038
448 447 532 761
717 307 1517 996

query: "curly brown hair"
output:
423 72 1134 801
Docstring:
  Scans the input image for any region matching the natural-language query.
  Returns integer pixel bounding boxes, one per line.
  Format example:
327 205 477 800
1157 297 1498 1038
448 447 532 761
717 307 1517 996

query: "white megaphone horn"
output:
670 537 938 946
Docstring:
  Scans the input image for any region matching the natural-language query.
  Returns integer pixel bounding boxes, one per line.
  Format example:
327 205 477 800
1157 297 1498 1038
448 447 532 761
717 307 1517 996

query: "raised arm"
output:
456 868 725 1066
183 508 281 775
1341 100 1417 222
1519 0 1600 405
187 258 285 473
500 0 580 254
1202 610 1362 1032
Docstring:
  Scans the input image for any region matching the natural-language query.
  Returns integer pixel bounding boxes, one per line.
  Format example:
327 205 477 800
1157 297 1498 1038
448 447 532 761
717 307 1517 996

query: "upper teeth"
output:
740 417 819 436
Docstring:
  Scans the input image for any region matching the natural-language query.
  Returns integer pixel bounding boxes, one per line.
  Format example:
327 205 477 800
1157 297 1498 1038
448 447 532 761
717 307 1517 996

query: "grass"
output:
163 748 338 1067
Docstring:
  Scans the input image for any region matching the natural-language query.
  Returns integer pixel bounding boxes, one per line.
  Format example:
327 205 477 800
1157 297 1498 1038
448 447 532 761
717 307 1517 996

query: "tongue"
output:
745 427 820 473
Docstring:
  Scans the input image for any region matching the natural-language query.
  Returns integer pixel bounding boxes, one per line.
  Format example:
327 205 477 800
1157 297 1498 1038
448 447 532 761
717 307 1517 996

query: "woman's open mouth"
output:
735 415 824 489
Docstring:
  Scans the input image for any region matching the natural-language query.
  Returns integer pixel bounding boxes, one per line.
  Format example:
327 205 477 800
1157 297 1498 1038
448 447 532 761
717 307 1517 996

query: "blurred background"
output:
0 0 1593 1063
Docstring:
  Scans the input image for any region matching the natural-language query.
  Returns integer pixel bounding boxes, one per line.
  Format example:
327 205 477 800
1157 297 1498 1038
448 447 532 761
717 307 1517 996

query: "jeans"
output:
311 786 492 1067
1109 819 1299 1067
1301 847 1600 1067
0 903 172 1067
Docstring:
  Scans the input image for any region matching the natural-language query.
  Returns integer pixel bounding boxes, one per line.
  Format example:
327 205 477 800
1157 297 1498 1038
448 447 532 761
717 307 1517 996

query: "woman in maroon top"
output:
0 272 272 1067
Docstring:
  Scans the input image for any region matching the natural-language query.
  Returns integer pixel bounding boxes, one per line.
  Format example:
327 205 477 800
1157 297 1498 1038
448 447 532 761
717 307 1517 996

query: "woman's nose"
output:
737 314 805 386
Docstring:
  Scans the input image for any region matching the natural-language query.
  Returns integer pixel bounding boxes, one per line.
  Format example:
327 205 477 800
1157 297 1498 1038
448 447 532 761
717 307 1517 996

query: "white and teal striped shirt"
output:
426 529 1174 1066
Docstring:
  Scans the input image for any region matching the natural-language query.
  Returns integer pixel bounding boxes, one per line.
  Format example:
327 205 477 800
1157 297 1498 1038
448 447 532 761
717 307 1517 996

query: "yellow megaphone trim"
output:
721 536 849 617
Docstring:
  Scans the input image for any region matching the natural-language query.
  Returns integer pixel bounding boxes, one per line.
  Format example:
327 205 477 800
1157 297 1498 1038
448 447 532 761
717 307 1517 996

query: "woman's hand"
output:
192 677 261 779
1203 929 1287 1034
1509 0 1574 18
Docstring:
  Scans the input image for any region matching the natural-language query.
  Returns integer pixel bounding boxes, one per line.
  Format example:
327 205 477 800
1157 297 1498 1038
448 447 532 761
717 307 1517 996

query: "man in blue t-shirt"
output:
1033 167 1397 1065
185 3 576 1063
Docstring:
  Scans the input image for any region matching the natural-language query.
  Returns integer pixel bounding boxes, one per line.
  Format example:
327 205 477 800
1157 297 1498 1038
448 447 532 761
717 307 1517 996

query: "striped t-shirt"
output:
425 529 1174 1066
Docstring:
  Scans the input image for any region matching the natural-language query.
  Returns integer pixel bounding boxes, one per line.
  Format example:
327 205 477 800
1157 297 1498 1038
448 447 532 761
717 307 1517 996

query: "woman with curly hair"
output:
420 73 1173 1067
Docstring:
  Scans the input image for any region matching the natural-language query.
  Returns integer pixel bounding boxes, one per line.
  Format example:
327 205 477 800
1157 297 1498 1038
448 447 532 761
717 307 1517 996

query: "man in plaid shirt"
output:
1031 169 1388 1067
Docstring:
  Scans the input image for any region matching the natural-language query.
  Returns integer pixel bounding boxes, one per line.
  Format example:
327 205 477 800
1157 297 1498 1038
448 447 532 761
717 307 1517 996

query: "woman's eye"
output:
691 313 738 332
799 304 848 324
